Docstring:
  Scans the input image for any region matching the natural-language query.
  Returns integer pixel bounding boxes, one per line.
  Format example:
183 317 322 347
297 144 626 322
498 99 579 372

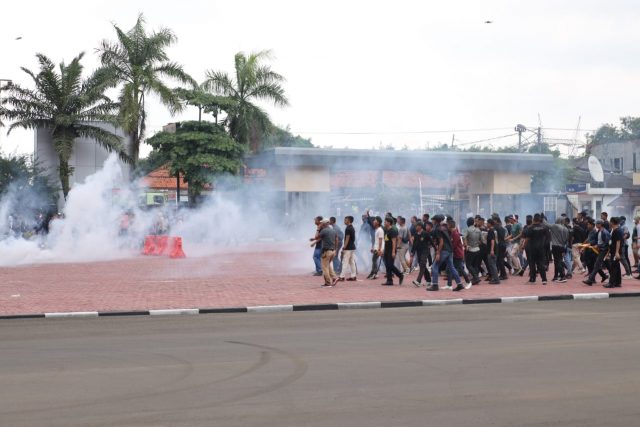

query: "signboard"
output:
565 183 587 193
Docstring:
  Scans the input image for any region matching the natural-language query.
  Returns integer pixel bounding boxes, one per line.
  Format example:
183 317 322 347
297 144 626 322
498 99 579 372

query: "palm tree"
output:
203 50 289 152
98 14 195 163
0 52 129 200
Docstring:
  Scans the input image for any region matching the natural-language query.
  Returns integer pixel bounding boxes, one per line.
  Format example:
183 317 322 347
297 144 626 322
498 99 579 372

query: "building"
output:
35 123 133 206
245 147 555 222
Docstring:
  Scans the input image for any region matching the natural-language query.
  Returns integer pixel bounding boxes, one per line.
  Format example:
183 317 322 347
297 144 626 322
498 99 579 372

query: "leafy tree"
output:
146 121 245 206
98 14 195 163
0 53 129 199
174 86 236 124
585 116 640 154
0 153 58 215
262 125 313 148
203 50 289 152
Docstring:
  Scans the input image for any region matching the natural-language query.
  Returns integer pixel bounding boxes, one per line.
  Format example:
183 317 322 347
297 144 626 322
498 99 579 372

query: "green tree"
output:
146 121 245 206
0 153 58 213
98 14 195 163
262 125 313 148
0 53 128 199
174 86 237 124
203 50 289 152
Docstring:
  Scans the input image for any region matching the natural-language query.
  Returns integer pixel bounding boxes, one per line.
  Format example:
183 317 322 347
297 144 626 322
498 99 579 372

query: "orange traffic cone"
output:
142 235 155 255
170 237 186 259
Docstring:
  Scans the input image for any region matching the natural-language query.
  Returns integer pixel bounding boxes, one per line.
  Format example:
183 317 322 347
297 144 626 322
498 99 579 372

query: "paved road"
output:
1 300 640 427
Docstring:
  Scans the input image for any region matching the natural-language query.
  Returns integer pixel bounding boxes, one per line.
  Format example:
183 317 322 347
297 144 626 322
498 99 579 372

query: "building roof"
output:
141 165 188 190
246 147 555 172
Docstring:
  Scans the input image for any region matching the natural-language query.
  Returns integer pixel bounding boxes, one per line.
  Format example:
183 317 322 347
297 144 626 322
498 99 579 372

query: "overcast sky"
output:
1 0 639 157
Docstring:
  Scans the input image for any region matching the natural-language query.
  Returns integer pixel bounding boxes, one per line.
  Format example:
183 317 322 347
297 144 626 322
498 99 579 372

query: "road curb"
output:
1 291 638 320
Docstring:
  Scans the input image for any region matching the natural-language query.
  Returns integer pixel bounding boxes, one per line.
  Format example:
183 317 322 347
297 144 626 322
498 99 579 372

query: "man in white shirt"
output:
367 216 384 280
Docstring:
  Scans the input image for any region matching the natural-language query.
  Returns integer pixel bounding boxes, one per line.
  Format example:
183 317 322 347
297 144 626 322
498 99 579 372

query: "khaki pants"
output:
340 250 357 278
571 243 585 272
509 243 522 271
396 246 409 271
321 250 337 284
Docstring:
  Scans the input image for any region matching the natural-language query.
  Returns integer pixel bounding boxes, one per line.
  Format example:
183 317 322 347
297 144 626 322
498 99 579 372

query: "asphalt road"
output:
1 300 640 427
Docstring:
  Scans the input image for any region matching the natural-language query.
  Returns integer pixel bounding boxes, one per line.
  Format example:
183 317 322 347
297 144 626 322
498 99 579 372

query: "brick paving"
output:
1 243 639 315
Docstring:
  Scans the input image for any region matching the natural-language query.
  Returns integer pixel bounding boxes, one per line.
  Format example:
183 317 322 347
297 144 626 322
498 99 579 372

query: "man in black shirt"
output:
426 215 464 291
410 221 433 286
521 213 548 284
494 217 508 279
381 217 404 286
606 217 623 288
485 219 501 284
339 216 357 281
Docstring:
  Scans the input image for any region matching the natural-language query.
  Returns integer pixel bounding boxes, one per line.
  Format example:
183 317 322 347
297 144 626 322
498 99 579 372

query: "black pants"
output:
479 244 489 275
384 251 403 283
416 250 431 283
449 257 470 285
621 245 632 276
529 246 548 282
588 249 609 282
584 249 607 280
465 250 481 282
497 244 507 277
551 245 566 279
609 258 621 286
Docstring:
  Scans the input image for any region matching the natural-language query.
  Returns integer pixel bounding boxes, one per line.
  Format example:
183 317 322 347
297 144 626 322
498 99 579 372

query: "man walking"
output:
463 216 482 285
381 217 404 286
309 216 323 276
605 217 623 288
426 215 465 292
339 216 357 281
396 216 411 274
521 213 549 285
411 221 433 286
549 218 569 283
310 219 338 287
367 216 384 280
583 220 611 286
485 219 501 284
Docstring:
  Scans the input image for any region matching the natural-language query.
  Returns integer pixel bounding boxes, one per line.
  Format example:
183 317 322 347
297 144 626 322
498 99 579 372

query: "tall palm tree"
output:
98 14 195 164
0 52 129 200
203 50 289 152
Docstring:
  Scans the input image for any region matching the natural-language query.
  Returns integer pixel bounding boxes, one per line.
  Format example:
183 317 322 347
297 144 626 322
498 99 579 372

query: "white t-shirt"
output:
374 227 384 251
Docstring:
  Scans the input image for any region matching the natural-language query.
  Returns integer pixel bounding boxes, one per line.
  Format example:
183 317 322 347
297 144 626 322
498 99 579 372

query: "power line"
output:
291 127 513 135
455 133 518 146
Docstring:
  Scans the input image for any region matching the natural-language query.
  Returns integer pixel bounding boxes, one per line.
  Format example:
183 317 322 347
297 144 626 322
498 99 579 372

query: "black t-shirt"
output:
572 222 587 244
344 224 356 250
602 220 610 231
487 229 496 251
610 228 623 255
523 223 548 249
412 230 433 254
495 225 507 247
384 227 398 254
434 226 453 253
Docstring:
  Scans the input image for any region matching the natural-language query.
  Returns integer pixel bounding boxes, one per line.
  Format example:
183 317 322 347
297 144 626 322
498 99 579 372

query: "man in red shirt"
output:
448 219 472 289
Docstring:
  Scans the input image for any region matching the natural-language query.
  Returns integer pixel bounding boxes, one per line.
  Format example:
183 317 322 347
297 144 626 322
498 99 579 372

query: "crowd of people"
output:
310 210 640 291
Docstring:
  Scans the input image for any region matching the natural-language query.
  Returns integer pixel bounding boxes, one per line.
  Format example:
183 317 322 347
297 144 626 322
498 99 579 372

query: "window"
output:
613 157 623 173
543 196 557 212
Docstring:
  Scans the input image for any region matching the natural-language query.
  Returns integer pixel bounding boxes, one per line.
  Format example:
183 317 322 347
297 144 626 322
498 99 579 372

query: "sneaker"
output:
565 274 572 279
381 282 393 286
371 274 378 280
313 272 323 276
557 278 567 283
442 285 453 290
412 280 422 287
321 283 332 287
346 277 357 281
542 281 547 285
623 275 633 280
464 282 472 290
526 280 536 284
518 270 525 277
452 283 465 292
582 279 593 286
601 274 609 283
488 280 500 285
426 284 439 291
338 277 346 281
332 277 339 286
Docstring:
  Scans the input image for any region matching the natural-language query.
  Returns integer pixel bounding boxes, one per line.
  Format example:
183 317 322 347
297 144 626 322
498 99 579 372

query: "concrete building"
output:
35 123 133 206
245 147 555 223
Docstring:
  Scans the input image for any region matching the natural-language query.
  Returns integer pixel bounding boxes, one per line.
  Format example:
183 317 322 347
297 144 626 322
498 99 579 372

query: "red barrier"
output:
153 235 169 256
170 237 186 259
142 235 185 258
142 235 156 255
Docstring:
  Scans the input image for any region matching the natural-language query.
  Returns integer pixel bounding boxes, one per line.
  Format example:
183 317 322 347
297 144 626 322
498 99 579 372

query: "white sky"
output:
1 0 640 157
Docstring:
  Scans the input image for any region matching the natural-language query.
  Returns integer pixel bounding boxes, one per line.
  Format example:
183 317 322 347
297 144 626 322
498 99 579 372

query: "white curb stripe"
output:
501 296 539 303
572 293 610 300
149 308 199 316
247 305 293 313
45 311 99 318
337 302 382 309
422 299 463 306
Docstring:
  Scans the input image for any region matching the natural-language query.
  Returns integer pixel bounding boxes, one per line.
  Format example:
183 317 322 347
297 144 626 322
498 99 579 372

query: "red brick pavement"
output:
1 243 638 315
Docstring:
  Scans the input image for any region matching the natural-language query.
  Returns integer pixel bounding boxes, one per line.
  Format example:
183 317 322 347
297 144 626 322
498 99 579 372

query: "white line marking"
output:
501 296 539 303
337 302 382 309
45 312 99 318
422 299 463 306
149 308 199 316
247 305 294 313
572 293 610 300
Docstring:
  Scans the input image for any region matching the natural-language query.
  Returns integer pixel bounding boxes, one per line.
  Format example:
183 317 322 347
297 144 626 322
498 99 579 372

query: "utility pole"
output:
515 124 526 152
537 126 542 152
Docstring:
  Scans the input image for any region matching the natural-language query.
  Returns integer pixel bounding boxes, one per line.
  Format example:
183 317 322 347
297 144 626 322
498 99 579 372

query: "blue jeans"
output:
431 250 461 287
313 247 322 273
563 245 573 275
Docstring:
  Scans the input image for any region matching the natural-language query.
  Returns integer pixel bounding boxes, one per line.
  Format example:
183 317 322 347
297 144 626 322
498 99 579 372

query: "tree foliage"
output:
146 121 245 206
174 86 237 124
262 125 313 148
586 116 640 154
203 50 288 152
0 153 58 213
98 14 195 163
0 52 129 199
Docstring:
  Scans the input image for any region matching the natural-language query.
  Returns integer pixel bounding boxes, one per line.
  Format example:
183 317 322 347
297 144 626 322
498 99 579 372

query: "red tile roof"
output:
141 165 188 190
